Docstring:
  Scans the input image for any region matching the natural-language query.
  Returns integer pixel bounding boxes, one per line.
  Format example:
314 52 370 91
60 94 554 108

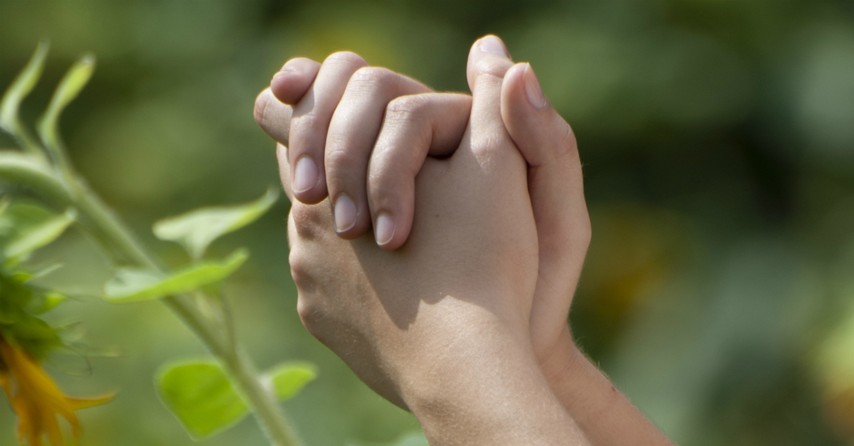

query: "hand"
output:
280 42 586 444
256 36 669 444
255 52 470 249
255 35 589 377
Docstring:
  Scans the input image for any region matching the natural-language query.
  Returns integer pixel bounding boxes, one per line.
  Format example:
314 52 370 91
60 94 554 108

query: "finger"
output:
276 143 295 203
289 51 369 204
500 62 591 347
325 67 430 238
271 57 321 105
367 93 472 249
254 88 293 144
465 35 516 160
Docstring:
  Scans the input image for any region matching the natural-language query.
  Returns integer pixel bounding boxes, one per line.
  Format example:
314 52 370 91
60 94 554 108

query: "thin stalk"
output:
225 347 304 446
0 155 303 446
66 175 303 446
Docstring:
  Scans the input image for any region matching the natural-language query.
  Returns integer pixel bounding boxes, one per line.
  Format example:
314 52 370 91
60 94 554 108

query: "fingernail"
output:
375 213 395 247
523 64 547 110
334 194 357 233
293 157 318 194
478 35 508 57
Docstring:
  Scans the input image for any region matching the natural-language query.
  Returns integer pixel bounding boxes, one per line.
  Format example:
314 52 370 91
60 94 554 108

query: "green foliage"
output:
103 249 248 303
157 359 316 439
0 201 71 360
1 42 311 446
0 201 75 264
6 1 851 444
0 41 47 138
265 361 318 401
0 270 65 360
156 360 250 439
36 53 94 162
153 188 278 260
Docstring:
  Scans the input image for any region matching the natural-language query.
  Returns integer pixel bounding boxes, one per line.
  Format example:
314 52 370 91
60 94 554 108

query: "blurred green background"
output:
2 0 854 444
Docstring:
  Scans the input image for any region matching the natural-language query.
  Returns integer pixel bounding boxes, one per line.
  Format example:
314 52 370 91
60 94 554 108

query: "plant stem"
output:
68 177 304 446
0 156 304 446
225 347 304 446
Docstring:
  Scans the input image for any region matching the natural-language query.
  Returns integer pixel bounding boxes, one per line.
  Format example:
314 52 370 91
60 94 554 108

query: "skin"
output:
255 35 672 445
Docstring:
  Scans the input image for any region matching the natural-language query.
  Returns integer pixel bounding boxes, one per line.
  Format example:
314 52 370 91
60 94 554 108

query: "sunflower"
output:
0 335 113 446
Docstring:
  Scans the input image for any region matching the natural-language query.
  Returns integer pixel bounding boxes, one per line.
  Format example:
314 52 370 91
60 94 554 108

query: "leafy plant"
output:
0 42 313 445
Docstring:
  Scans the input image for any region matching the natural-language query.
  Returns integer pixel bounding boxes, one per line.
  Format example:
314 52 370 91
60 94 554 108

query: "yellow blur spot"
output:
0 336 113 446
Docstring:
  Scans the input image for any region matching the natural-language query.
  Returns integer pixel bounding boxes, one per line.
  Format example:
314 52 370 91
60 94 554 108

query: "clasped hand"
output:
256 35 670 445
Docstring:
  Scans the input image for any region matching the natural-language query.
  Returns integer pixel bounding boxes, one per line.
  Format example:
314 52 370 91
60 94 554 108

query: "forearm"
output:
542 330 673 445
399 316 589 446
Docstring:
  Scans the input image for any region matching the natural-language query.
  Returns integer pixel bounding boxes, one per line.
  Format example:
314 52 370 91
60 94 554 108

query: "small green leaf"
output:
156 359 249 439
265 361 317 401
0 41 49 134
389 432 429 446
0 203 75 262
103 249 248 303
153 188 278 259
0 152 67 195
0 270 64 359
37 53 95 154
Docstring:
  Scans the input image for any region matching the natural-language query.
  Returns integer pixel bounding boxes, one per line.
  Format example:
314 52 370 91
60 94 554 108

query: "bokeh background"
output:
2 0 854 444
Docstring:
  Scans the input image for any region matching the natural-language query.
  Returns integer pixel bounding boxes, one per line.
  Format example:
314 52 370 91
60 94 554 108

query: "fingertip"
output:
271 57 321 105
255 89 293 144
290 155 328 204
500 63 577 168
521 63 548 110
331 194 373 240
466 35 514 93
374 212 400 250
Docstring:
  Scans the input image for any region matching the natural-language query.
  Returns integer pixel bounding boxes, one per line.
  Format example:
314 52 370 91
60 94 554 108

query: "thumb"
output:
500 63 591 341
464 35 518 160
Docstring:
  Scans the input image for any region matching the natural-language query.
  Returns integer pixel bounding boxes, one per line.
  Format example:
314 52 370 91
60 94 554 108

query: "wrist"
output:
538 327 587 391
537 328 673 445
397 316 586 445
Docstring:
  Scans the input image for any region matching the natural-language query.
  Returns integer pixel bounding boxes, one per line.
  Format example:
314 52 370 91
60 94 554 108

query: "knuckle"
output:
324 51 367 68
384 95 428 124
296 297 324 337
351 66 395 84
288 248 310 288
468 131 507 159
289 205 325 239
348 66 398 95
324 144 355 170
474 56 513 79
253 91 270 127
288 114 316 142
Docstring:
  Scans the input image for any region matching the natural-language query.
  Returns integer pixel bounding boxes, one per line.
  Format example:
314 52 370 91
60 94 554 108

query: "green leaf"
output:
0 41 49 134
389 432 429 446
153 188 278 259
0 152 69 199
156 359 249 440
0 270 64 359
103 249 248 303
264 361 317 401
36 53 95 153
0 202 75 262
